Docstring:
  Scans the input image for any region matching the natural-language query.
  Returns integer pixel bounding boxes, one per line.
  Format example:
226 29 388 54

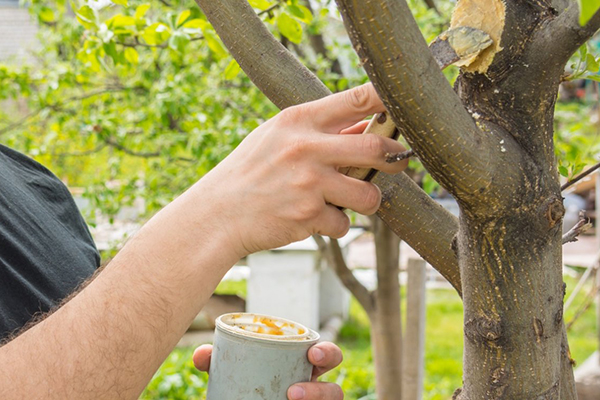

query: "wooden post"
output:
597 265 600 366
596 173 600 364
403 258 427 400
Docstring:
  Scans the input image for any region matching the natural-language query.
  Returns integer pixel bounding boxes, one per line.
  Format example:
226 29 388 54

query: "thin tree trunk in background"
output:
303 1 344 76
371 217 402 400
403 258 426 400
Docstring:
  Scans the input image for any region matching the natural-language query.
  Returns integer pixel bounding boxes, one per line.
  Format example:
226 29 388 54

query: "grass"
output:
141 274 598 399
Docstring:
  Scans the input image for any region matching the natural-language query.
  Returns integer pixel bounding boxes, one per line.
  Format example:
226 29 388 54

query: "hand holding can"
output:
207 313 320 400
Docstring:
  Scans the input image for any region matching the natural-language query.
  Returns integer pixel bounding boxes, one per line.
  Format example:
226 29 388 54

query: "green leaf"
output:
586 53 600 73
559 165 569 177
124 47 139 64
169 32 190 52
106 14 136 28
182 19 206 30
75 5 98 30
277 12 303 44
585 73 600 82
579 0 600 25
142 23 172 45
248 0 272 10
204 30 228 59
224 59 241 80
39 7 56 23
176 10 192 27
103 41 120 64
286 5 312 24
111 0 128 6
134 3 151 20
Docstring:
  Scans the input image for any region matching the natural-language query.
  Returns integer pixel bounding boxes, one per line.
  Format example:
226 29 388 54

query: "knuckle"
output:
282 137 309 161
296 199 322 221
332 215 350 238
345 84 373 112
278 105 304 123
361 183 381 214
362 134 385 157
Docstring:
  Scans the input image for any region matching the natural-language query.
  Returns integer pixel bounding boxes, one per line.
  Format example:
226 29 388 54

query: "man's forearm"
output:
0 181 239 399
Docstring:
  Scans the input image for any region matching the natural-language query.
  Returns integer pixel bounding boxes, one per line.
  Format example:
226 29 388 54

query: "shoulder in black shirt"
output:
0 144 100 340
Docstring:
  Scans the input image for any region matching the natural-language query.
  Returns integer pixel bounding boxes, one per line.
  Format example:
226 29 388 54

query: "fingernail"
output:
312 347 325 362
289 386 306 400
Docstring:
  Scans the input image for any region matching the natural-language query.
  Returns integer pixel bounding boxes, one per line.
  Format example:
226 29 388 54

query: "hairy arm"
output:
0 84 406 400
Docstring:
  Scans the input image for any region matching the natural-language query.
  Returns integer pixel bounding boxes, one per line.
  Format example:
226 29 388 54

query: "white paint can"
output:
207 313 320 399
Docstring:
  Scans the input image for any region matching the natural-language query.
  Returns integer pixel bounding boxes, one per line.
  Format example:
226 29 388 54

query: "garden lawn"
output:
141 274 597 399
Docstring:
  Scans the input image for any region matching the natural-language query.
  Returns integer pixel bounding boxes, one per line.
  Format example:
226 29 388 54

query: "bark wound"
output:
452 388 463 400
544 197 565 229
465 315 503 347
533 317 544 342
450 0 506 74
489 366 508 398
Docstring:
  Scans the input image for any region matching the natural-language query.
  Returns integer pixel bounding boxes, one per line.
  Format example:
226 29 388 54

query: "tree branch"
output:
374 172 461 295
101 136 194 163
562 211 592 244
422 0 440 15
334 0 499 204
561 160 600 191
535 3 600 68
0 87 131 136
195 0 330 109
313 235 375 315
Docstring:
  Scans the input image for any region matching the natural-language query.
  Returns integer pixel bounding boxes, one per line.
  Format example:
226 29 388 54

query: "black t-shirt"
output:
0 144 100 340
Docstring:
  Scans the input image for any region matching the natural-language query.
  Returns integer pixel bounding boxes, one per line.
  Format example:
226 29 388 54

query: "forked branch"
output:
334 0 496 203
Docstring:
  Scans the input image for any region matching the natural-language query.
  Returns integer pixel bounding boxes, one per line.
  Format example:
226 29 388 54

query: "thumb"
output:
193 344 213 372
305 83 386 133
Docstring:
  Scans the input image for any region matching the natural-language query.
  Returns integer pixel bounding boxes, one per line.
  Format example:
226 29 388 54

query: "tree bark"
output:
371 217 403 400
194 1 590 397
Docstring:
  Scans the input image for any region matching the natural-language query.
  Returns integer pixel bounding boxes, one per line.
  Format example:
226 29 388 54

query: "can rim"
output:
216 313 319 342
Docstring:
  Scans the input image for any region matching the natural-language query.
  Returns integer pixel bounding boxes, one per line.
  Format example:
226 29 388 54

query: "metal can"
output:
207 313 320 399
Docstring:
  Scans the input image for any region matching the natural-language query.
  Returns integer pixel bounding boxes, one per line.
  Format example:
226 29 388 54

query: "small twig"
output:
102 136 194 163
0 87 131 136
54 144 107 157
561 161 600 191
257 3 281 17
562 211 592 245
566 284 599 331
385 149 415 164
313 235 375 315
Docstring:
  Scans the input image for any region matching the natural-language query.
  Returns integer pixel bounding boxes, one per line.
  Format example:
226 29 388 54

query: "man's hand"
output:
193 342 344 400
197 83 408 258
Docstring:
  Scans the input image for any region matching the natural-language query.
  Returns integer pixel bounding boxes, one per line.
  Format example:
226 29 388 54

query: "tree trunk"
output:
371 217 403 400
195 1 600 398
457 208 565 398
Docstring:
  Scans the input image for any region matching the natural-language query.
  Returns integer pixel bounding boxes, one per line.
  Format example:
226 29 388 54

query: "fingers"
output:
192 344 213 372
288 382 344 400
308 342 344 380
339 120 370 135
319 134 409 175
314 205 350 239
304 84 386 133
323 174 382 215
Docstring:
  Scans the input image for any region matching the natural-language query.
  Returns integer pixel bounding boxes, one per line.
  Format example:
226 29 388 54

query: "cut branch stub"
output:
429 27 493 69
449 0 506 74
